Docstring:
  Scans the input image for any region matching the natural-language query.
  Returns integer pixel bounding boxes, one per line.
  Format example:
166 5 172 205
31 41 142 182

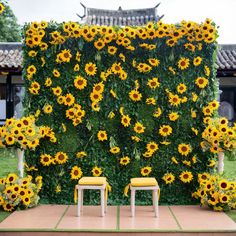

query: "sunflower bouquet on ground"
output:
0 173 43 212
192 173 236 211
0 116 56 150
201 117 236 153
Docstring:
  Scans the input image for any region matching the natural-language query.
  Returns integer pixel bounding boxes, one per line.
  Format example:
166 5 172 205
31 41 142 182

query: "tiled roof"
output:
0 42 22 69
0 43 236 71
216 44 236 70
78 3 164 26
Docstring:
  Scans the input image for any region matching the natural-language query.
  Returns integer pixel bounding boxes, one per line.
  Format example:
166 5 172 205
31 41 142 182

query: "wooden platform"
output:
0 205 235 235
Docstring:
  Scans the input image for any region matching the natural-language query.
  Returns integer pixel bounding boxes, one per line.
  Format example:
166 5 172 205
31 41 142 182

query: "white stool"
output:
76 177 107 217
130 177 159 217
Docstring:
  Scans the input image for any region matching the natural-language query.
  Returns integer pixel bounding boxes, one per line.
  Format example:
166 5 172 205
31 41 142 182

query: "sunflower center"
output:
77 80 84 85
183 174 189 179
74 170 79 175
221 182 227 188
58 154 65 160
88 66 94 72
163 128 169 133
44 157 49 162
180 61 186 66
198 79 204 84
144 169 149 173
181 146 187 152
9 177 13 181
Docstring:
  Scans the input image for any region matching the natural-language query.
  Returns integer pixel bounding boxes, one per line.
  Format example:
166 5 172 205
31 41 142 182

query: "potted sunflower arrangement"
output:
0 116 56 177
0 173 43 212
201 117 236 173
192 173 236 212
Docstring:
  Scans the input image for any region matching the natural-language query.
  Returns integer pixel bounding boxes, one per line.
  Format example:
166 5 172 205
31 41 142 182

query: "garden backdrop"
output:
22 19 218 204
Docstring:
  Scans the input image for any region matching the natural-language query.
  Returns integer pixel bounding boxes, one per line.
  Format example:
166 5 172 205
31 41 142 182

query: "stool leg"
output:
101 189 105 217
153 189 158 217
81 189 83 212
152 190 155 211
77 189 82 217
104 190 107 213
131 189 135 217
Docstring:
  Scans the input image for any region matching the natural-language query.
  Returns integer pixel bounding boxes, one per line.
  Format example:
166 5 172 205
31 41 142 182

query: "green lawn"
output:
0 149 18 177
0 149 235 224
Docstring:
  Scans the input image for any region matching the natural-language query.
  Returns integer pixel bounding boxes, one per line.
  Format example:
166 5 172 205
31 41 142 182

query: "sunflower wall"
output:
23 20 218 204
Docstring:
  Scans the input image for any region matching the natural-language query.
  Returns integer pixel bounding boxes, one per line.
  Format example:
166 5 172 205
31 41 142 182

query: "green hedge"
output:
23 20 218 204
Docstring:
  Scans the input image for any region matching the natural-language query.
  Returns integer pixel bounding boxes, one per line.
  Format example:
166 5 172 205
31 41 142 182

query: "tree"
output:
0 1 21 42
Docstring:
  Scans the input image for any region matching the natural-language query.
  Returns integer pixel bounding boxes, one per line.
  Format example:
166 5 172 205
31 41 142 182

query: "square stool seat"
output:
130 177 160 217
76 177 108 217
131 177 157 187
79 177 107 185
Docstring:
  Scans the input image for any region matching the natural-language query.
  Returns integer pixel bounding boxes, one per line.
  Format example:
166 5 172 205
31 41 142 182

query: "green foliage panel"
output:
23 20 218 205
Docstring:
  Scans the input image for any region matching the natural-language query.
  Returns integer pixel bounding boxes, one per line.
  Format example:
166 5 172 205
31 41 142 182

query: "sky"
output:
8 0 236 44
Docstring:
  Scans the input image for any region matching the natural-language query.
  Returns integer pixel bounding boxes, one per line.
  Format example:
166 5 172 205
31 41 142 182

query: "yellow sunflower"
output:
178 143 191 156
162 173 175 184
184 43 195 52
107 46 117 55
169 112 179 121
177 57 190 70
140 166 152 176
40 154 53 166
177 83 187 94
146 141 159 152
209 100 219 110
5 134 15 145
2 203 14 212
93 82 104 93
76 151 87 158
202 106 213 116
159 125 173 137
220 194 230 203
64 93 75 106
6 173 18 184
43 104 52 114
110 146 120 154
179 171 193 183
22 195 31 206
97 130 108 141
94 39 105 50
90 92 103 103
131 136 141 142
85 62 97 76
195 77 208 88
146 97 156 105
53 69 60 78
218 180 229 190
52 86 62 96
111 62 122 74
0 3 5 14
169 94 181 106
193 56 202 66
133 122 145 134
55 152 68 164
147 77 160 89
120 156 130 166
27 65 37 75
153 107 162 118
45 77 52 87
92 166 102 177
121 115 131 127
74 76 87 90
70 166 83 180
129 90 142 102
148 58 160 67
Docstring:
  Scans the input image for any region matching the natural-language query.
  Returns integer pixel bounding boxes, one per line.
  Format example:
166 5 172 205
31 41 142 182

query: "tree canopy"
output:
0 1 21 42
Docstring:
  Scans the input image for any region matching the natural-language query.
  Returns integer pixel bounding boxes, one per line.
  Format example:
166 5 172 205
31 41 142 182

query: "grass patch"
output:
0 210 11 222
0 149 18 177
